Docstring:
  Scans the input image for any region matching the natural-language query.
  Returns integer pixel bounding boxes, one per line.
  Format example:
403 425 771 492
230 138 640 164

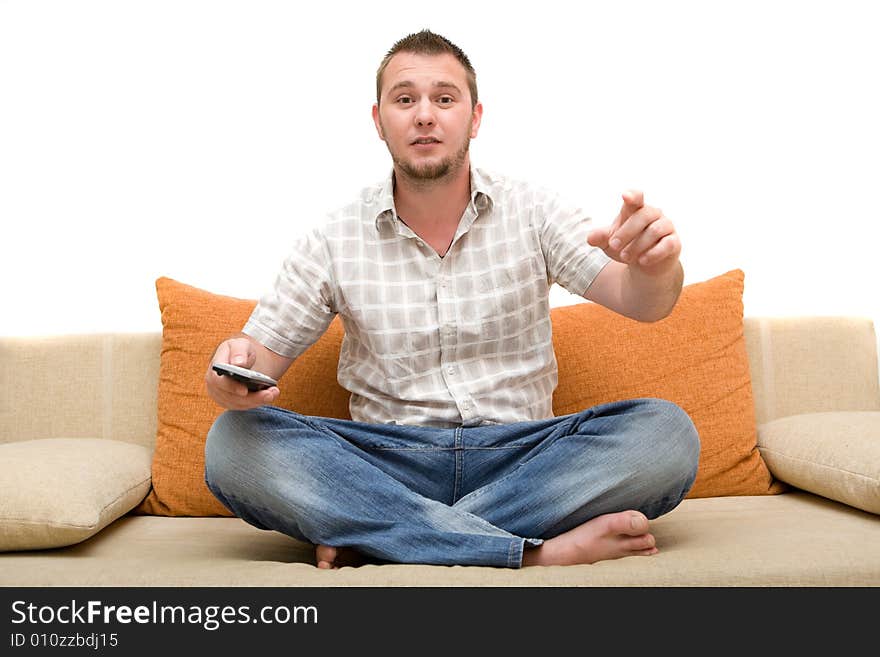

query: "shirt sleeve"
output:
537 188 611 297
243 226 337 359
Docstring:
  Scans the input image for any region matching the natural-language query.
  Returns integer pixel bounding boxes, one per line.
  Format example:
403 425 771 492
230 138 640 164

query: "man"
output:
204 30 699 569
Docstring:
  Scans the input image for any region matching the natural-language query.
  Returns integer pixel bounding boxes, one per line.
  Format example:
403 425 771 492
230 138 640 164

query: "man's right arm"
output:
204 332 294 410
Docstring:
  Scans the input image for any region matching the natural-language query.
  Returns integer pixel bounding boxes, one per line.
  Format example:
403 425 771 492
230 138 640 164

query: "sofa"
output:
1 270 879 587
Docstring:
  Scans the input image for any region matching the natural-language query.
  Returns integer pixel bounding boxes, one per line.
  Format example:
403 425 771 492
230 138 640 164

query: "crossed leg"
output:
206 399 699 569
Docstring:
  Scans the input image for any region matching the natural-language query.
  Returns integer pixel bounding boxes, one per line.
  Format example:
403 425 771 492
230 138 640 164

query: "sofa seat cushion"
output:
2 492 877 586
758 411 880 514
0 438 152 551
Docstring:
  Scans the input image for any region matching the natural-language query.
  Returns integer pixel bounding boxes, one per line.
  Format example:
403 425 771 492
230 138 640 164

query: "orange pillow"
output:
138 269 782 516
551 268 783 498
135 278 350 516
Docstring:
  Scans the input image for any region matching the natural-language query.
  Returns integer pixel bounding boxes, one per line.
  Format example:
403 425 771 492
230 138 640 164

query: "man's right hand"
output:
205 337 281 410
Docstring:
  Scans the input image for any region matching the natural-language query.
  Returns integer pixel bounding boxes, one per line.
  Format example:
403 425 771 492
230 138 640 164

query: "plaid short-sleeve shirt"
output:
244 167 610 427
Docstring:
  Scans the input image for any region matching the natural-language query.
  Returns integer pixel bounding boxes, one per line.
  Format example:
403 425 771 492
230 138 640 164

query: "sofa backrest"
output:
0 333 161 448
1 317 878 448
744 316 880 424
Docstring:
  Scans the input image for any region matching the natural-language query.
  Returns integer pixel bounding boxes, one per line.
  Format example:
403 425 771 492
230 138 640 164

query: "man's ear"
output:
470 102 483 139
372 103 385 141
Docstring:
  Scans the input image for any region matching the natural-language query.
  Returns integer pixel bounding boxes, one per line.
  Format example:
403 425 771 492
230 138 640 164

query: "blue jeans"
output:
204 398 699 568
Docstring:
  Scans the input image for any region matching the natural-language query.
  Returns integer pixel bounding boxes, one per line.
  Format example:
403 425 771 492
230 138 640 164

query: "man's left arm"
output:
584 190 684 322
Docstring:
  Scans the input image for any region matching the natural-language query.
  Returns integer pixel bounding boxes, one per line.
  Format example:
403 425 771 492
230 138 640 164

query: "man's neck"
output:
392 161 472 231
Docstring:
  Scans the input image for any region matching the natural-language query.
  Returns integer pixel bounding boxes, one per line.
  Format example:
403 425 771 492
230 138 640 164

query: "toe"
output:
627 511 649 535
627 533 656 551
315 544 338 569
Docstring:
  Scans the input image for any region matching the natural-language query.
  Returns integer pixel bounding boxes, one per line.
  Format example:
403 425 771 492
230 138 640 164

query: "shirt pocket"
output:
501 256 541 315
476 255 543 324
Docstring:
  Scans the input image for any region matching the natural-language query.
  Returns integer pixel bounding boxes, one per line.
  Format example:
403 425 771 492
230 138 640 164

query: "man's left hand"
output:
587 190 681 276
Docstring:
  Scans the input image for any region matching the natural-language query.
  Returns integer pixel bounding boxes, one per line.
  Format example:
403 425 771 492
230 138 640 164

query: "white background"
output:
1 0 878 339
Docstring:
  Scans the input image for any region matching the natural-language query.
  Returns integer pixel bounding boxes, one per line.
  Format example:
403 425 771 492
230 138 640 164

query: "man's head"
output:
375 30 478 110
372 30 482 184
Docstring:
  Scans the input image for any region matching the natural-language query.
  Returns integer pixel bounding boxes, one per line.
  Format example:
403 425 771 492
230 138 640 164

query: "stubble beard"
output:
390 136 471 187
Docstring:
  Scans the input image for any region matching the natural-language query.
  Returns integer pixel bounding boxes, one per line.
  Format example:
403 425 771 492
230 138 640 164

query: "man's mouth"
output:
411 137 440 145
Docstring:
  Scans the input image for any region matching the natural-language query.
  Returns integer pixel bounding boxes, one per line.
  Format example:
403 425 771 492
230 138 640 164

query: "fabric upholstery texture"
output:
758 411 880 514
4 492 877 586
0 333 161 448
744 316 880 424
140 269 782 517
0 438 152 551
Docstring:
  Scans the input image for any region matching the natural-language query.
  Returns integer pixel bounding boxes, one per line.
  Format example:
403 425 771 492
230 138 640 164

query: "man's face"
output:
372 52 482 183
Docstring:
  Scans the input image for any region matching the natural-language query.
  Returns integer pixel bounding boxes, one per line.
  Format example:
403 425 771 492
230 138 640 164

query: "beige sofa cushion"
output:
758 411 880 514
2 492 877 586
0 438 152 551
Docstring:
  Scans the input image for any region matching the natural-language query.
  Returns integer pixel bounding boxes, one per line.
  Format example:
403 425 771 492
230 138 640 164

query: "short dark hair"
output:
376 29 478 108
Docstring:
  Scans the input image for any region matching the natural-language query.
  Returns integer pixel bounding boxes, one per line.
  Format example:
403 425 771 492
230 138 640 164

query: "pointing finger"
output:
610 189 647 249
622 189 644 211
610 189 644 233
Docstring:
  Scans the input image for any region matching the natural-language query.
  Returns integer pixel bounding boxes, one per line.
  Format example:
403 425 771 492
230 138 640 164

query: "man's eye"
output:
397 97 413 104
438 96 454 104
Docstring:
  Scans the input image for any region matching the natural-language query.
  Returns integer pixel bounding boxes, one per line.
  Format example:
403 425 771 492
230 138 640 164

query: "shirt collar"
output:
373 166 495 230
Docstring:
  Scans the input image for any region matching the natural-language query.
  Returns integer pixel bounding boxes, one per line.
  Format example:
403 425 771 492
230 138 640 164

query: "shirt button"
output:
446 366 456 375
461 400 472 409
416 240 424 247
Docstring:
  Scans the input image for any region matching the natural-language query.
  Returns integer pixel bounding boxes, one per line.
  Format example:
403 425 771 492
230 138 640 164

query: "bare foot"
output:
522 510 658 567
315 544 368 569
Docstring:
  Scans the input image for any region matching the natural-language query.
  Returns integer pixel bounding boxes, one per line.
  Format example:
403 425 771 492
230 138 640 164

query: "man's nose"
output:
414 99 435 127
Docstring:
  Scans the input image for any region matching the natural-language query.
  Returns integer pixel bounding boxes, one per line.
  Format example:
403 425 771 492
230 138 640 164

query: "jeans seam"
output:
369 445 525 451
507 538 521 568
263 406 333 436
453 427 463 503
369 446 456 451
